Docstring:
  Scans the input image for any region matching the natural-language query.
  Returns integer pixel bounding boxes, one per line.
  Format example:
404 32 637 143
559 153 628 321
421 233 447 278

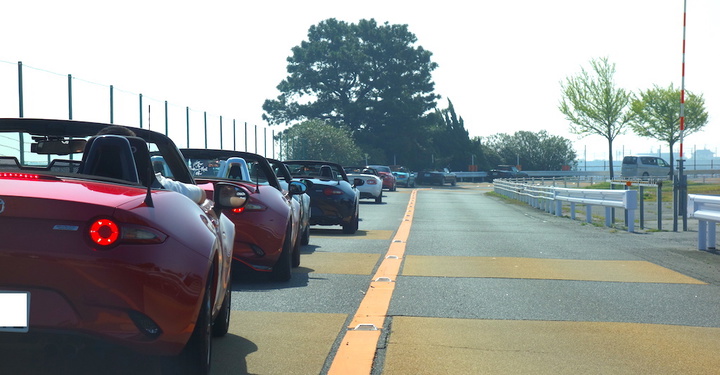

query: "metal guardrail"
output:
688 194 720 250
493 179 638 232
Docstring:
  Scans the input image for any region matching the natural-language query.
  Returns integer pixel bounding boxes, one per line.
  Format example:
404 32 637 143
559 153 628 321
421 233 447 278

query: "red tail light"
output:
230 202 265 213
323 187 344 196
89 218 167 249
89 219 120 246
366 179 378 185
0 172 57 180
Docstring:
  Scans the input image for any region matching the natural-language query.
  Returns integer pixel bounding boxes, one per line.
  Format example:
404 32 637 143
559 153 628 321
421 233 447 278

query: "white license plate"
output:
0 292 29 333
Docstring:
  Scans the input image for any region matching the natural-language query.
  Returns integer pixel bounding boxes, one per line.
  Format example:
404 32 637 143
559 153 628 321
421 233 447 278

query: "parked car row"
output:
0 118 460 374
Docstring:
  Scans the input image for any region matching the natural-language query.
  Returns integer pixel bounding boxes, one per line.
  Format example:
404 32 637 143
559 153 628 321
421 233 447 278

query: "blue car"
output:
284 160 364 234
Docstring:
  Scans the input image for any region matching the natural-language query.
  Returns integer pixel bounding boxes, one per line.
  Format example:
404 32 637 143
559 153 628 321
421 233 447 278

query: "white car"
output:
344 166 384 204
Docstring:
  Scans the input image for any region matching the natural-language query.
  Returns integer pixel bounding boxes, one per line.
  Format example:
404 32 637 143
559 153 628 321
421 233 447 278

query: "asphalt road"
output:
4 183 720 374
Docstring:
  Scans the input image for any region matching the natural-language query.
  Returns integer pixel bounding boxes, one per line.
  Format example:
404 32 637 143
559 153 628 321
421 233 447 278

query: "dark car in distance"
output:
417 168 457 186
284 160 364 234
487 165 529 181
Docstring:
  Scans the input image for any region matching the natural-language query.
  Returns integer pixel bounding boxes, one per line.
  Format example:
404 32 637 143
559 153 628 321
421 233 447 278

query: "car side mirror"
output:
288 180 307 195
215 182 249 209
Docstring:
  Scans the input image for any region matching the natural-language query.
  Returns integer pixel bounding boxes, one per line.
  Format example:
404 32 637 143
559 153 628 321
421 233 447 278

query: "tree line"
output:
264 19 708 174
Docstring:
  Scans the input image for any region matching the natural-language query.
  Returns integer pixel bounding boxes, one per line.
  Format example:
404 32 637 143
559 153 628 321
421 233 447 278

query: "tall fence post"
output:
17 61 25 164
203 111 208 149
67 74 73 120
164 101 168 136
110 85 114 124
185 107 190 148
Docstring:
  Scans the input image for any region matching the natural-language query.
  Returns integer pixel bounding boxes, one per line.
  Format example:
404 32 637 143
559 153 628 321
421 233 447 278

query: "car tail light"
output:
89 219 120 246
366 179 377 185
323 187 344 196
89 218 167 249
230 201 265 213
0 172 57 181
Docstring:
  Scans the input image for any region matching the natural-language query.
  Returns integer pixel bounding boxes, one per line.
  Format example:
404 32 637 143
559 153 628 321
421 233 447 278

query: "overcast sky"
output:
1 0 718 162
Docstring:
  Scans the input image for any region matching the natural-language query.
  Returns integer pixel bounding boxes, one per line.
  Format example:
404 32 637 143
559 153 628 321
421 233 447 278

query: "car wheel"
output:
451 180 456 186
212 287 231 337
342 209 359 234
375 194 382 204
271 227 293 281
291 232 301 268
168 269 213 375
390 183 396 192
300 224 310 246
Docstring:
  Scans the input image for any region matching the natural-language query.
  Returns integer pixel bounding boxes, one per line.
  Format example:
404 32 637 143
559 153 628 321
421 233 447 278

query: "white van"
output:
620 155 671 178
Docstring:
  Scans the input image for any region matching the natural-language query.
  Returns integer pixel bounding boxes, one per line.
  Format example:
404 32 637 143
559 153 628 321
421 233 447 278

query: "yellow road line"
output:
402 256 706 284
294 252 380 275
328 189 417 375
384 317 720 374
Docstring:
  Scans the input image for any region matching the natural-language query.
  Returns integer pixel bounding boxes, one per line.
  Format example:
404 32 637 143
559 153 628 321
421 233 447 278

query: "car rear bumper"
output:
0 240 209 356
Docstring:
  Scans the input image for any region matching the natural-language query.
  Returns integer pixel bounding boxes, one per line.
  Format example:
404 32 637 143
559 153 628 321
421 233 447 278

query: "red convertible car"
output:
180 149 307 282
0 118 248 374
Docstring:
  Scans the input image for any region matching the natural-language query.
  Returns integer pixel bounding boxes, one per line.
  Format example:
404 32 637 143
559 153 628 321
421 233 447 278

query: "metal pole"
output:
139 94 143 129
186 107 190 148
67 74 73 120
244 122 248 151
675 0 688 231
203 112 208 149
18 61 24 165
110 85 114 124
219 116 224 150
233 120 237 151
164 101 169 136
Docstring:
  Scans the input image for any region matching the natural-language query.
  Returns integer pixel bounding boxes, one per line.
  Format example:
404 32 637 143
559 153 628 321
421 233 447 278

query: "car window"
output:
623 157 637 165
640 157 657 165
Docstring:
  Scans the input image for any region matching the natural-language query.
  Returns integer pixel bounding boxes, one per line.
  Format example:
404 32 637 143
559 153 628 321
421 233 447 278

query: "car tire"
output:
271 227 293 282
291 233 301 268
342 209 359 234
212 287 231 337
375 194 382 204
300 224 310 246
451 180 456 186
168 269 213 375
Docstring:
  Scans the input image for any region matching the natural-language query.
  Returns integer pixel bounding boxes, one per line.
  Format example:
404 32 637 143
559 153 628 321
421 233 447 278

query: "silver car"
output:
620 155 671 178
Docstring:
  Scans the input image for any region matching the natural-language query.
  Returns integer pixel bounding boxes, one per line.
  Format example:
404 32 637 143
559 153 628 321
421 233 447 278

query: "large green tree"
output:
630 83 708 171
484 131 577 171
276 119 363 165
263 18 440 164
559 57 634 179
427 99 474 171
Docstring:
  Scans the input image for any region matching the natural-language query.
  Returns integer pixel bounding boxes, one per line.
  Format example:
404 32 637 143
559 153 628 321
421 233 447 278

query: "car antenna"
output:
144 159 154 207
254 163 260 194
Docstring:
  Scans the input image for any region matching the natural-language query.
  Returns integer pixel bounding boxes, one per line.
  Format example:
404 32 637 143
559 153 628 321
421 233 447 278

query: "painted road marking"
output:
312 229 394 240
214 311 347 375
384 317 720 374
293 252 380 275
402 256 706 284
327 189 417 375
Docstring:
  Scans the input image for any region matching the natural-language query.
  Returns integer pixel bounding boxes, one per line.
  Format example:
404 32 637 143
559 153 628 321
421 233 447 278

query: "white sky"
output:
1 0 718 162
